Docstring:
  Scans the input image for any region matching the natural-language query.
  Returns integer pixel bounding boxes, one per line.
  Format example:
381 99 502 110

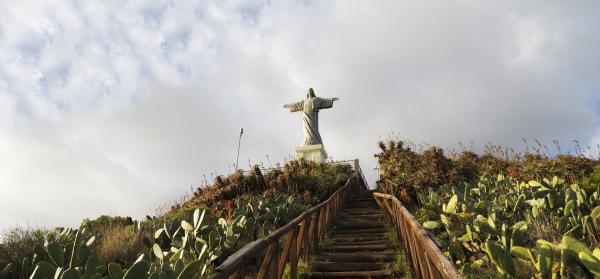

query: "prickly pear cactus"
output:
484 241 516 277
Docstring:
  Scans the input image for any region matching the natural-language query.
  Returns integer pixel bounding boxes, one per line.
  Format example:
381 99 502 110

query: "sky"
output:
1 1 600 230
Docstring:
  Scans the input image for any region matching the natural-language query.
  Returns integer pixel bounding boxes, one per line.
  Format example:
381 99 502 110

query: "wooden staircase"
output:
306 191 398 278
209 171 458 279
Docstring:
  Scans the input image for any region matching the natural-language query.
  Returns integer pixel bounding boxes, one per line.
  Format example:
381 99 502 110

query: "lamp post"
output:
235 128 243 170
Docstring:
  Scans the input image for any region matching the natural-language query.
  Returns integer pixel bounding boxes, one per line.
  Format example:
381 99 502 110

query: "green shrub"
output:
375 139 599 207
0 227 73 278
80 215 133 235
160 207 205 225
178 159 352 214
0 228 54 273
582 164 600 193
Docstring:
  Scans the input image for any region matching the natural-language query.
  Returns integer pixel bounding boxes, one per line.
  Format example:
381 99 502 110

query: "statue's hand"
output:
333 97 339 101
283 104 289 108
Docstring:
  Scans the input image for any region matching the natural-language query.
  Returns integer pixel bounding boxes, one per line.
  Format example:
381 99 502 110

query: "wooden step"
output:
318 245 390 253
303 190 398 278
340 211 382 215
328 233 388 241
337 219 386 225
313 252 395 263
346 205 378 210
348 200 378 206
328 237 388 243
340 213 383 218
334 221 385 229
347 201 377 204
338 215 385 221
342 211 382 216
338 214 384 219
351 197 373 200
351 200 375 203
348 199 376 202
346 205 379 210
330 239 392 246
328 238 388 244
352 194 373 198
311 261 389 272
306 270 394 278
343 208 380 213
335 220 385 226
331 228 387 235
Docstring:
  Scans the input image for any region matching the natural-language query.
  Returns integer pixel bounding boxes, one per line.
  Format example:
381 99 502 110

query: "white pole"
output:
235 128 243 170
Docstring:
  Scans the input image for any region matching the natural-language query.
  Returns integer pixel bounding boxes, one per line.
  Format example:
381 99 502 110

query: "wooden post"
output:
311 209 321 251
258 242 278 279
270 246 280 279
277 228 299 277
303 214 312 259
289 228 299 279
228 270 240 279
296 217 308 259
317 207 326 239
324 203 330 230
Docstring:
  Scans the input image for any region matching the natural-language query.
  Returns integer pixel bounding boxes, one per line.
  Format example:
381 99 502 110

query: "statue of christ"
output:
284 88 339 146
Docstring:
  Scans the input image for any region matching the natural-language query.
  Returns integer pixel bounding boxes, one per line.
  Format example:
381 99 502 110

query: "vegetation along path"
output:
306 191 402 278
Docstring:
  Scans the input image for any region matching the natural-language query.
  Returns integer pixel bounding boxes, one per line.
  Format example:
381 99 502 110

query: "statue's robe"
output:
286 97 336 145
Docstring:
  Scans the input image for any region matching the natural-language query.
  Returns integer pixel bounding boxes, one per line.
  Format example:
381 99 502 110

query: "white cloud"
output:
1 1 600 229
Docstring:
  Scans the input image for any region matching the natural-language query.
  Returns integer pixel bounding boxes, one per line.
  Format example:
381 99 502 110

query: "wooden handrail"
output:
373 192 462 279
209 175 358 279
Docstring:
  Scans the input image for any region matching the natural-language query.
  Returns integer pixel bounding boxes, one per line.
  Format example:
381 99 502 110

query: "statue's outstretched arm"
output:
285 101 304 112
317 97 338 109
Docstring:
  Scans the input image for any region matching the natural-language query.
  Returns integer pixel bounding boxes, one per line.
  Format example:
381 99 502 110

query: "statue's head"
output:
306 88 316 98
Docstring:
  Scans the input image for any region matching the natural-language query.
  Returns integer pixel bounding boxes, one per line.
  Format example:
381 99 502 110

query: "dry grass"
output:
527 212 562 244
95 225 145 267
172 159 352 216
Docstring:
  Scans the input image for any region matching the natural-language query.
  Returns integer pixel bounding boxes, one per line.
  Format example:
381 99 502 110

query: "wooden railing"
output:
209 175 359 279
373 192 462 279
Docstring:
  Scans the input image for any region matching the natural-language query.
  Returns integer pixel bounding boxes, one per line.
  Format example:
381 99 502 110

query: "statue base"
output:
295 144 328 163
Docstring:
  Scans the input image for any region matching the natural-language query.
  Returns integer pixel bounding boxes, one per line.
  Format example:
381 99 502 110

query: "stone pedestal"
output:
295 144 328 163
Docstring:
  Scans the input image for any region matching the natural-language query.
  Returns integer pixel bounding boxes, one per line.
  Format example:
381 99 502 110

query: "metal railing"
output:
355 160 370 190
373 192 461 279
209 175 359 279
